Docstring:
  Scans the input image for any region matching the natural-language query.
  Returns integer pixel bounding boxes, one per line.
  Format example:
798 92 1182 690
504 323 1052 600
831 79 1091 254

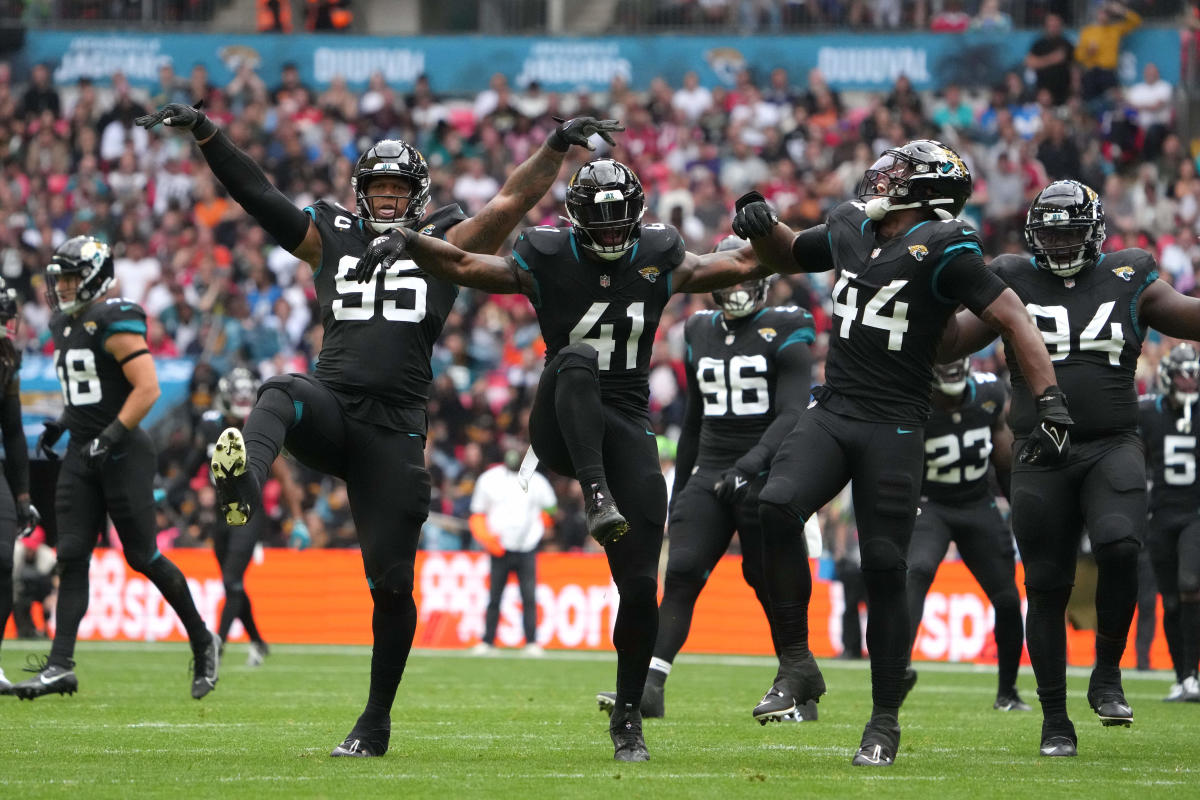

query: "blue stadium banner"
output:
16 354 195 454
14 29 1180 93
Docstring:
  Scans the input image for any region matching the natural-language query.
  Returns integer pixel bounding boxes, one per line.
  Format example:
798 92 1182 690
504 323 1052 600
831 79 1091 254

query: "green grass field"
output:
1 640 1196 799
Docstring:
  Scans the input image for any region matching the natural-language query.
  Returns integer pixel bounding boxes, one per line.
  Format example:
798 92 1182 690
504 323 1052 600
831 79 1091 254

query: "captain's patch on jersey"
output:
639 266 660 283
908 244 929 261
1112 266 1134 282
758 327 777 342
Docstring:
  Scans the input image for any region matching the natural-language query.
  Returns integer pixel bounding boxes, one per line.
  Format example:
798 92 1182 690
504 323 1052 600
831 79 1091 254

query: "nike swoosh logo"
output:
734 477 748 489
40 672 70 685
897 428 914 435
120 304 134 311
110 452 126 461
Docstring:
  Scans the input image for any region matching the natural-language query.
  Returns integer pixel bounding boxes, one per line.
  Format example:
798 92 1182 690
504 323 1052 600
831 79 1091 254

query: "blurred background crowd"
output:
0 0 1195 559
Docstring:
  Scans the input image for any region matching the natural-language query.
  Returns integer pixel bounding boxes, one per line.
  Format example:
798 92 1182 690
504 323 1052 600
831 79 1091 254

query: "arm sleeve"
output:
933 248 1008 316
734 342 812 476
672 355 703 500
198 130 312 252
2 378 29 497
789 224 835 272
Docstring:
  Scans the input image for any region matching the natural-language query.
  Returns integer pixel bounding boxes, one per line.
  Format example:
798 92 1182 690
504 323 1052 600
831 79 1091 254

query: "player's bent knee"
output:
556 343 600 376
1092 537 1139 568
371 562 416 615
759 496 802 530
664 564 707 599
1179 573 1200 597
616 574 657 605
989 586 1021 612
859 537 904 574
223 578 245 594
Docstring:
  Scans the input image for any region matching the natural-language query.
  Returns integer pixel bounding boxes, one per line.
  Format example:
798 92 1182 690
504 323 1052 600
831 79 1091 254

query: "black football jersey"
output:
513 223 685 417
993 249 1158 441
305 200 466 433
50 297 148 440
685 306 814 468
922 373 1008 503
822 201 1004 425
1138 395 1200 517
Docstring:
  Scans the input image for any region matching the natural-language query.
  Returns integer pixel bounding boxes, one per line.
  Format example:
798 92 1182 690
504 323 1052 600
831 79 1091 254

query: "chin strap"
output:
865 197 957 221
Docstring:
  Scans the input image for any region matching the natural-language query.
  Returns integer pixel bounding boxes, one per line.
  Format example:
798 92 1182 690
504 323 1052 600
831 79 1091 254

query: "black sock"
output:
554 367 606 489
652 575 703 667
49 560 89 667
361 592 417 726
760 503 812 672
1181 599 1200 677
217 586 243 642
1094 552 1139 671
864 568 909 714
240 595 264 644
144 556 210 646
242 387 293 491
613 576 658 708
0 566 11 658
992 592 1024 694
1025 586 1071 719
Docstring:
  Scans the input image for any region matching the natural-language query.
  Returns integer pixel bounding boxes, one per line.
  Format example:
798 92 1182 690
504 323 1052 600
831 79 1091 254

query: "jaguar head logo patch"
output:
758 327 777 342
1112 266 1134 282
84 321 97 335
908 244 929 262
639 266 660 284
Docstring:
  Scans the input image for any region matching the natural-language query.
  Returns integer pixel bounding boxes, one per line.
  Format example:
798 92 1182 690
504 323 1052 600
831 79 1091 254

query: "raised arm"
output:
1138 279 1200 341
369 226 535 296
671 241 772 294
731 191 835 275
445 117 623 255
136 104 319 267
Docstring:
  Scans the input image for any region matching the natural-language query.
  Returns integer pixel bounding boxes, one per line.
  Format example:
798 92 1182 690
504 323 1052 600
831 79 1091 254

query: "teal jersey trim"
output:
569 231 581 263
302 206 322 277
777 327 816 352
906 221 931 237
860 218 870 236
104 319 147 340
292 400 304 427
930 241 983 304
1130 270 1159 342
512 250 543 309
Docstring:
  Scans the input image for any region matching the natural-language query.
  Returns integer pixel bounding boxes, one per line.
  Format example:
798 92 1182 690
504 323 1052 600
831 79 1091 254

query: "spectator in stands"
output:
930 0 970 32
1076 1 1142 107
672 71 713 123
1025 13 1075 106
971 0 1011 31
1125 62 1174 161
20 63 60 120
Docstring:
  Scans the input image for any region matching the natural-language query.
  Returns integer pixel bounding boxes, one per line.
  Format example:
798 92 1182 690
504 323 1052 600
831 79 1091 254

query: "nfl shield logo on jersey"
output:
908 244 929 261
1111 266 1134 282
599 274 611 288
870 248 882 259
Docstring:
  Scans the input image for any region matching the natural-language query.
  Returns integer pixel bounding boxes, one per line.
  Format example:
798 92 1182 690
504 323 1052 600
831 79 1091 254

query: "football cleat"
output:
753 682 796 724
13 661 78 700
1088 670 1133 727
781 699 819 722
0 667 11 695
331 718 391 758
851 714 900 767
1039 717 1077 757
1165 681 1187 702
585 485 628 547
211 428 257 526
191 632 221 700
993 689 1032 712
1183 675 1200 702
610 702 649 762
247 641 269 668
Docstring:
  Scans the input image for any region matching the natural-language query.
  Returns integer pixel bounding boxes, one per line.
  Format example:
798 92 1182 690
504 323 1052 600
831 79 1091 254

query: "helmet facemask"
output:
46 237 114 315
1028 216 1101 278
1159 345 1200 432
856 142 970 221
933 357 970 396
351 140 431 233
712 278 770 319
566 159 645 261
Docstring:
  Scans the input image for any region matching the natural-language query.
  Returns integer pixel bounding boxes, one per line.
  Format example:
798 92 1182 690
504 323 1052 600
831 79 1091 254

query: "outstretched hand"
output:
548 116 624 152
731 191 779 240
134 101 216 138
354 228 414 284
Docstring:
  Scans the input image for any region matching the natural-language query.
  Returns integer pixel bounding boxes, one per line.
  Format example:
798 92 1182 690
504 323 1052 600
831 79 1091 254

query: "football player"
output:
1138 343 1200 702
175 367 309 667
731 139 1065 766
594 237 817 721
942 179 1200 756
12 237 219 701
904 358 1029 713
0 278 40 695
354 158 780 762
136 101 619 756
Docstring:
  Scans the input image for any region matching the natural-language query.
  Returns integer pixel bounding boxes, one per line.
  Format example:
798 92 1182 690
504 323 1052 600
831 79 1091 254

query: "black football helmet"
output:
565 158 645 261
351 139 431 233
46 235 114 315
1158 343 1200 430
710 235 771 318
1025 180 1105 278
215 366 260 420
933 357 971 396
0 276 17 329
856 139 973 220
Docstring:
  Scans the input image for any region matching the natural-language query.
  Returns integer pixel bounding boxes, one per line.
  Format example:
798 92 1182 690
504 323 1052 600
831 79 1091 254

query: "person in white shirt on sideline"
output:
470 449 557 655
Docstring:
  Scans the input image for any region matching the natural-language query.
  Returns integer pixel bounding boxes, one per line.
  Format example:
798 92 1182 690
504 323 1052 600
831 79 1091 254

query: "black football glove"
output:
134 100 217 139
713 467 754 504
36 418 66 461
731 191 779 239
16 497 40 539
354 227 414 284
547 116 624 152
81 419 130 471
1017 386 1073 466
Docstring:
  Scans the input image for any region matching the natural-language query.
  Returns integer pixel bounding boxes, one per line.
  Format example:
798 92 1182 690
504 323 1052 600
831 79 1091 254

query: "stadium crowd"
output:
0 19 1192 555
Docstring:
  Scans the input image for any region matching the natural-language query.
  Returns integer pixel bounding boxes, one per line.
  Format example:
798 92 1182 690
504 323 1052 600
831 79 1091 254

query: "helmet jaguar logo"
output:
639 266 659 283
908 244 929 261
1112 266 1134 281
758 327 777 342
